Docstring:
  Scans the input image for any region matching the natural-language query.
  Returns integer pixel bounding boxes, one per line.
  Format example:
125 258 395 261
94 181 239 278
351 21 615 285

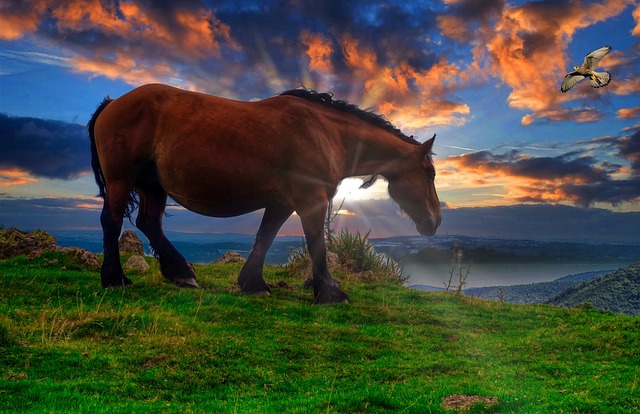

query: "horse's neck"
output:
341 129 411 178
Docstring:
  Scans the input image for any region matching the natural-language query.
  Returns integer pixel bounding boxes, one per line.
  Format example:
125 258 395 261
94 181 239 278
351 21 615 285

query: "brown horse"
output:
88 84 441 303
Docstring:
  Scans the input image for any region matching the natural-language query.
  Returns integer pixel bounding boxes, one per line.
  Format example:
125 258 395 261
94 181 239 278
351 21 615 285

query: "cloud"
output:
0 0 47 40
633 4 640 36
0 113 90 180
614 128 640 173
617 107 640 119
0 168 39 186
437 0 505 42
450 150 609 182
478 0 633 122
440 137 640 208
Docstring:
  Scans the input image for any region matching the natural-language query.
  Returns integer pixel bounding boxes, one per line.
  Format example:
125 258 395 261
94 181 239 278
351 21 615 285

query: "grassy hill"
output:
1 251 639 413
546 263 640 316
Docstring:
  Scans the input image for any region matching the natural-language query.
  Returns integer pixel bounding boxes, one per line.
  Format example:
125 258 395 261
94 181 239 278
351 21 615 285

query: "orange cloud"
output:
301 31 334 74
610 76 640 95
73 196 106 211
633 4 640 36
5 0 236 88
484 0 632 120
617 107 640 120
334 34 471 129
0 1 47 40
436 15 470 42
0 168 39 186
71 52 189 89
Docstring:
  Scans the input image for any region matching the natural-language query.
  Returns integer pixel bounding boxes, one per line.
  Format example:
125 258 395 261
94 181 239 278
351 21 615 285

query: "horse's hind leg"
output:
136 186 198 288
100 181 133 288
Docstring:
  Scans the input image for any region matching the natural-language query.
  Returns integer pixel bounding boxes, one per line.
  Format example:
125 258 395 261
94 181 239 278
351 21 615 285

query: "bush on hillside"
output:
286 229 407 285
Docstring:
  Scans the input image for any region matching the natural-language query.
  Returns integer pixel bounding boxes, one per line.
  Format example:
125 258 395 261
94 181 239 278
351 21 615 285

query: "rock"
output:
214 251 246 264
58 247 100 269
0 228 57 260
123 255 150 273
118 230 144 255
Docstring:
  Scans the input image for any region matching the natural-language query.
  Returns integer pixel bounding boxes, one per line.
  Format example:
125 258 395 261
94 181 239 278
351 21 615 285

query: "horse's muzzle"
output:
416 216 441 236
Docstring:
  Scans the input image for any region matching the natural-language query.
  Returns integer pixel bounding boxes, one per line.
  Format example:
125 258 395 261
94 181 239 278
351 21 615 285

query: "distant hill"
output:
546 263 640 316
463 270 609 304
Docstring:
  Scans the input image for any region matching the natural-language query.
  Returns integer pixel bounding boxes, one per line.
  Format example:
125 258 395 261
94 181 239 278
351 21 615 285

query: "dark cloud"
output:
449 146 640 207
616 129 640 174
559 178 640 208
457 150 608 182
441 0 504 25
0 114 90 179
437 0 504 42
589 128 640 175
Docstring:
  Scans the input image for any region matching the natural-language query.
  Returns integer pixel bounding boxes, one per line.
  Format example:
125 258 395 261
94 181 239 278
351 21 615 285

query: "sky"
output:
1 0 640 243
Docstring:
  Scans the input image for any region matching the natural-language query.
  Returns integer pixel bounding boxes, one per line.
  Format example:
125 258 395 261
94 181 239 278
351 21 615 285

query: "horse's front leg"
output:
238 205 293 294
297 199 348 304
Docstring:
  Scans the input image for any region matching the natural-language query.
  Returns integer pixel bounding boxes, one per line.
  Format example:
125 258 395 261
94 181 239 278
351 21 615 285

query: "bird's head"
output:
573 65 580 71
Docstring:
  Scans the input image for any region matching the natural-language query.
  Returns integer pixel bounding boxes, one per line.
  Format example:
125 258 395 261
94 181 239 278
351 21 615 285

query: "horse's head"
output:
386 135 441 236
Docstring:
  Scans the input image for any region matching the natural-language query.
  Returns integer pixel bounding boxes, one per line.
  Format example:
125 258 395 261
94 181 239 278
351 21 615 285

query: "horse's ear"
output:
421 134 436 156
360 175 378 189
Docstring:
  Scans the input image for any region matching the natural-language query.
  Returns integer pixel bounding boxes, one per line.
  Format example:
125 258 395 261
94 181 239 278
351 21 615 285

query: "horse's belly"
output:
167 191 271 218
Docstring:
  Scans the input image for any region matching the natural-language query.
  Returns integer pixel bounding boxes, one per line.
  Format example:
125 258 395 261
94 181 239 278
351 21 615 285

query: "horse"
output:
88 84 441 304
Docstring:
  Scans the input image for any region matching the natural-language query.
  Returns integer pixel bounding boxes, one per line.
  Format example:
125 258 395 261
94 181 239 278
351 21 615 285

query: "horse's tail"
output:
88 97 139 219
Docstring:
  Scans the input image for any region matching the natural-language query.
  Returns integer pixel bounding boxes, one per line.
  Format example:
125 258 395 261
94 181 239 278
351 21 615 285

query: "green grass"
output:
1 250 639 413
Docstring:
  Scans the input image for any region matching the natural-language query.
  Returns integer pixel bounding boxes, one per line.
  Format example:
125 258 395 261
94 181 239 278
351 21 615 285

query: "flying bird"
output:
560 46 612 93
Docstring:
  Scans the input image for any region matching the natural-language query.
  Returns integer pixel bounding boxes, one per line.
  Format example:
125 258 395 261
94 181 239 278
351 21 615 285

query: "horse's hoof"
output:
102 276 133 288
173 277 199 288
313 287 349 305
238 278 271 295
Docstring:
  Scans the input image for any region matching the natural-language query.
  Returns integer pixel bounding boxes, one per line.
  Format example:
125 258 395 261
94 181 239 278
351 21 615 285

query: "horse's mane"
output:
279 88 420 145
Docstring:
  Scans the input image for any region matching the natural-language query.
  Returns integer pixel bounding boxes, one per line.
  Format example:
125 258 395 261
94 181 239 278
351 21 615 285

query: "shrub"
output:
286 229 407 285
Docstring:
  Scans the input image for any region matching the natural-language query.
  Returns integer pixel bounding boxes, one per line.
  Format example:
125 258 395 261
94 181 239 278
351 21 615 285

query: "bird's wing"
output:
561 72 586 93
589 71 611 89
582 46 612 71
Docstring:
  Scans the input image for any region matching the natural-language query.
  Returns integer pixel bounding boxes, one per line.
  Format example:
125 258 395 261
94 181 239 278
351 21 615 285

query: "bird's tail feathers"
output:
590 71 611 89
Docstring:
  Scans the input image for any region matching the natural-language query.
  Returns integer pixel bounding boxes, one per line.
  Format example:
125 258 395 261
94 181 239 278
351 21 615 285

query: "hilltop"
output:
546 263 640 315
1 250 639 413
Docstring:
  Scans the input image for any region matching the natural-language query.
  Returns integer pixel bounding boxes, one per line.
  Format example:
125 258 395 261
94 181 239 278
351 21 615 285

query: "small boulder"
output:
118 230 144 255
58 247 100 269
0 228 57 260
123 255 150 273
214 251 246 264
